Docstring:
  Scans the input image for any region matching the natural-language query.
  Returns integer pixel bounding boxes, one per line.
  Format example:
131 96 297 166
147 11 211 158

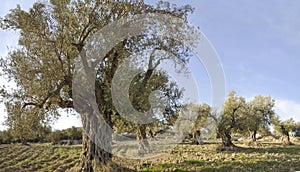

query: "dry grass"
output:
0 140 300 172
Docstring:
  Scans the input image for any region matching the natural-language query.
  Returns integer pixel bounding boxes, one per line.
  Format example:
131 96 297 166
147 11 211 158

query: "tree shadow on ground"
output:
139 144 300 172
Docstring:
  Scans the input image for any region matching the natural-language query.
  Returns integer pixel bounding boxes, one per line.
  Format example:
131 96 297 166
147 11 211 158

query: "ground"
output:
0 141 299 172
0 144 81 172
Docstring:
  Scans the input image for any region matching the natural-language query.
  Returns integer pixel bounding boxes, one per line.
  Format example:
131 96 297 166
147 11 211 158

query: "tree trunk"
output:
221 132 234 147
251 130 257 142
75 43 119 172
285 132 292 145
79 108 113 171
21 137 28 146
217 126 234 147
81 131 112 172
137 124 150 153
148 129 154 139
193 130 202 145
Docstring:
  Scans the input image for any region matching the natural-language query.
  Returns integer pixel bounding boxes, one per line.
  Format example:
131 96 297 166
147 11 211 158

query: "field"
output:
0 144 81 172
0 141 300 172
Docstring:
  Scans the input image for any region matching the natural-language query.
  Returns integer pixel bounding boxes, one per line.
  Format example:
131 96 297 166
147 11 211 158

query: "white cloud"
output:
275 99 300 122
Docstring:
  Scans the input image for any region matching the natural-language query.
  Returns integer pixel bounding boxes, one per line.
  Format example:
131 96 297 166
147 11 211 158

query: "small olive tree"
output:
246 95 275 142
273 117 296 145
217 91 247 147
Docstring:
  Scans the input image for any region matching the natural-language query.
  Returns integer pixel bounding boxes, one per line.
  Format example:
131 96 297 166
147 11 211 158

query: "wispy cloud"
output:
275 99 300 122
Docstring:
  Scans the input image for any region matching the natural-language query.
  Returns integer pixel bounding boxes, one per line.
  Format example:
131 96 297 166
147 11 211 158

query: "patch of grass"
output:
0 141 299 171
116 141 300 172
0 144 81 172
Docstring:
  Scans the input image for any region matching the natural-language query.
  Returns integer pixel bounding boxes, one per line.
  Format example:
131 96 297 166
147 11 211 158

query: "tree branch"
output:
22 76 71 109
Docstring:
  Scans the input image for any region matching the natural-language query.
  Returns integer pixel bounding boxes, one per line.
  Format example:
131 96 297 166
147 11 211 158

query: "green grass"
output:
132 142 300 172
0 141 299 172
0 144 81 172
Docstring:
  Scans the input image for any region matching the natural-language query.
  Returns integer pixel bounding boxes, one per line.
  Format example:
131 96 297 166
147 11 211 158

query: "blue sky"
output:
0 0 300 130
187 0 300 122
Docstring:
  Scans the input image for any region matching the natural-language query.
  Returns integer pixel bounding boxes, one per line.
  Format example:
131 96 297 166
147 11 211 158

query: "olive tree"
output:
4 102 48 144
273 117 296 145
246 95 275 142
0 0 195 170
217 91 247 147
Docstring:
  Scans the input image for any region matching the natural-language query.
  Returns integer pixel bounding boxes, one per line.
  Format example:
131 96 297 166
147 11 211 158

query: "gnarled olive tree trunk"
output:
81 132 112 172
80 109 113 172
193 130 203 145
217 127 234 147
137 124 150 153
251 130 257 142
282 131 292 145
220 132 234 147
76 79 114 171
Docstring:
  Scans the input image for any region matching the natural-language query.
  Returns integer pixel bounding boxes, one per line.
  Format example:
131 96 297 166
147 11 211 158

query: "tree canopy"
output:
246 95 275 141
0 0 195 170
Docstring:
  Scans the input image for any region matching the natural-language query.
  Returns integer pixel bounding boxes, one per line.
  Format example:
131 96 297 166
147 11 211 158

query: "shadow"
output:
198 159 300 172
140 157 300 172
111 162 136 172
140 144 300 172
228 145 300 156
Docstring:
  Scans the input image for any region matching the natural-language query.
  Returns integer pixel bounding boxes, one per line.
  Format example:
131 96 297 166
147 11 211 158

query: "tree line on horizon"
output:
0 125 82 145
1 90 300 147
194 91 300 147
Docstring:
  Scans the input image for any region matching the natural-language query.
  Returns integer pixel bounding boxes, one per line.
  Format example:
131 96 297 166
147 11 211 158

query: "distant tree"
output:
47 130 63 145
192 104 208 144
257 125 273 138
273 117 296 145
191 103 218 145
173 103 216 144
174 103 197 141
66 126 82 140
175 103 203 143
294 122 300 137
111 71 183 153
217 91 247 147
35 124 52 142
128 72 183 152
0 129 13 144
4 102 45 145
246 95 275 142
